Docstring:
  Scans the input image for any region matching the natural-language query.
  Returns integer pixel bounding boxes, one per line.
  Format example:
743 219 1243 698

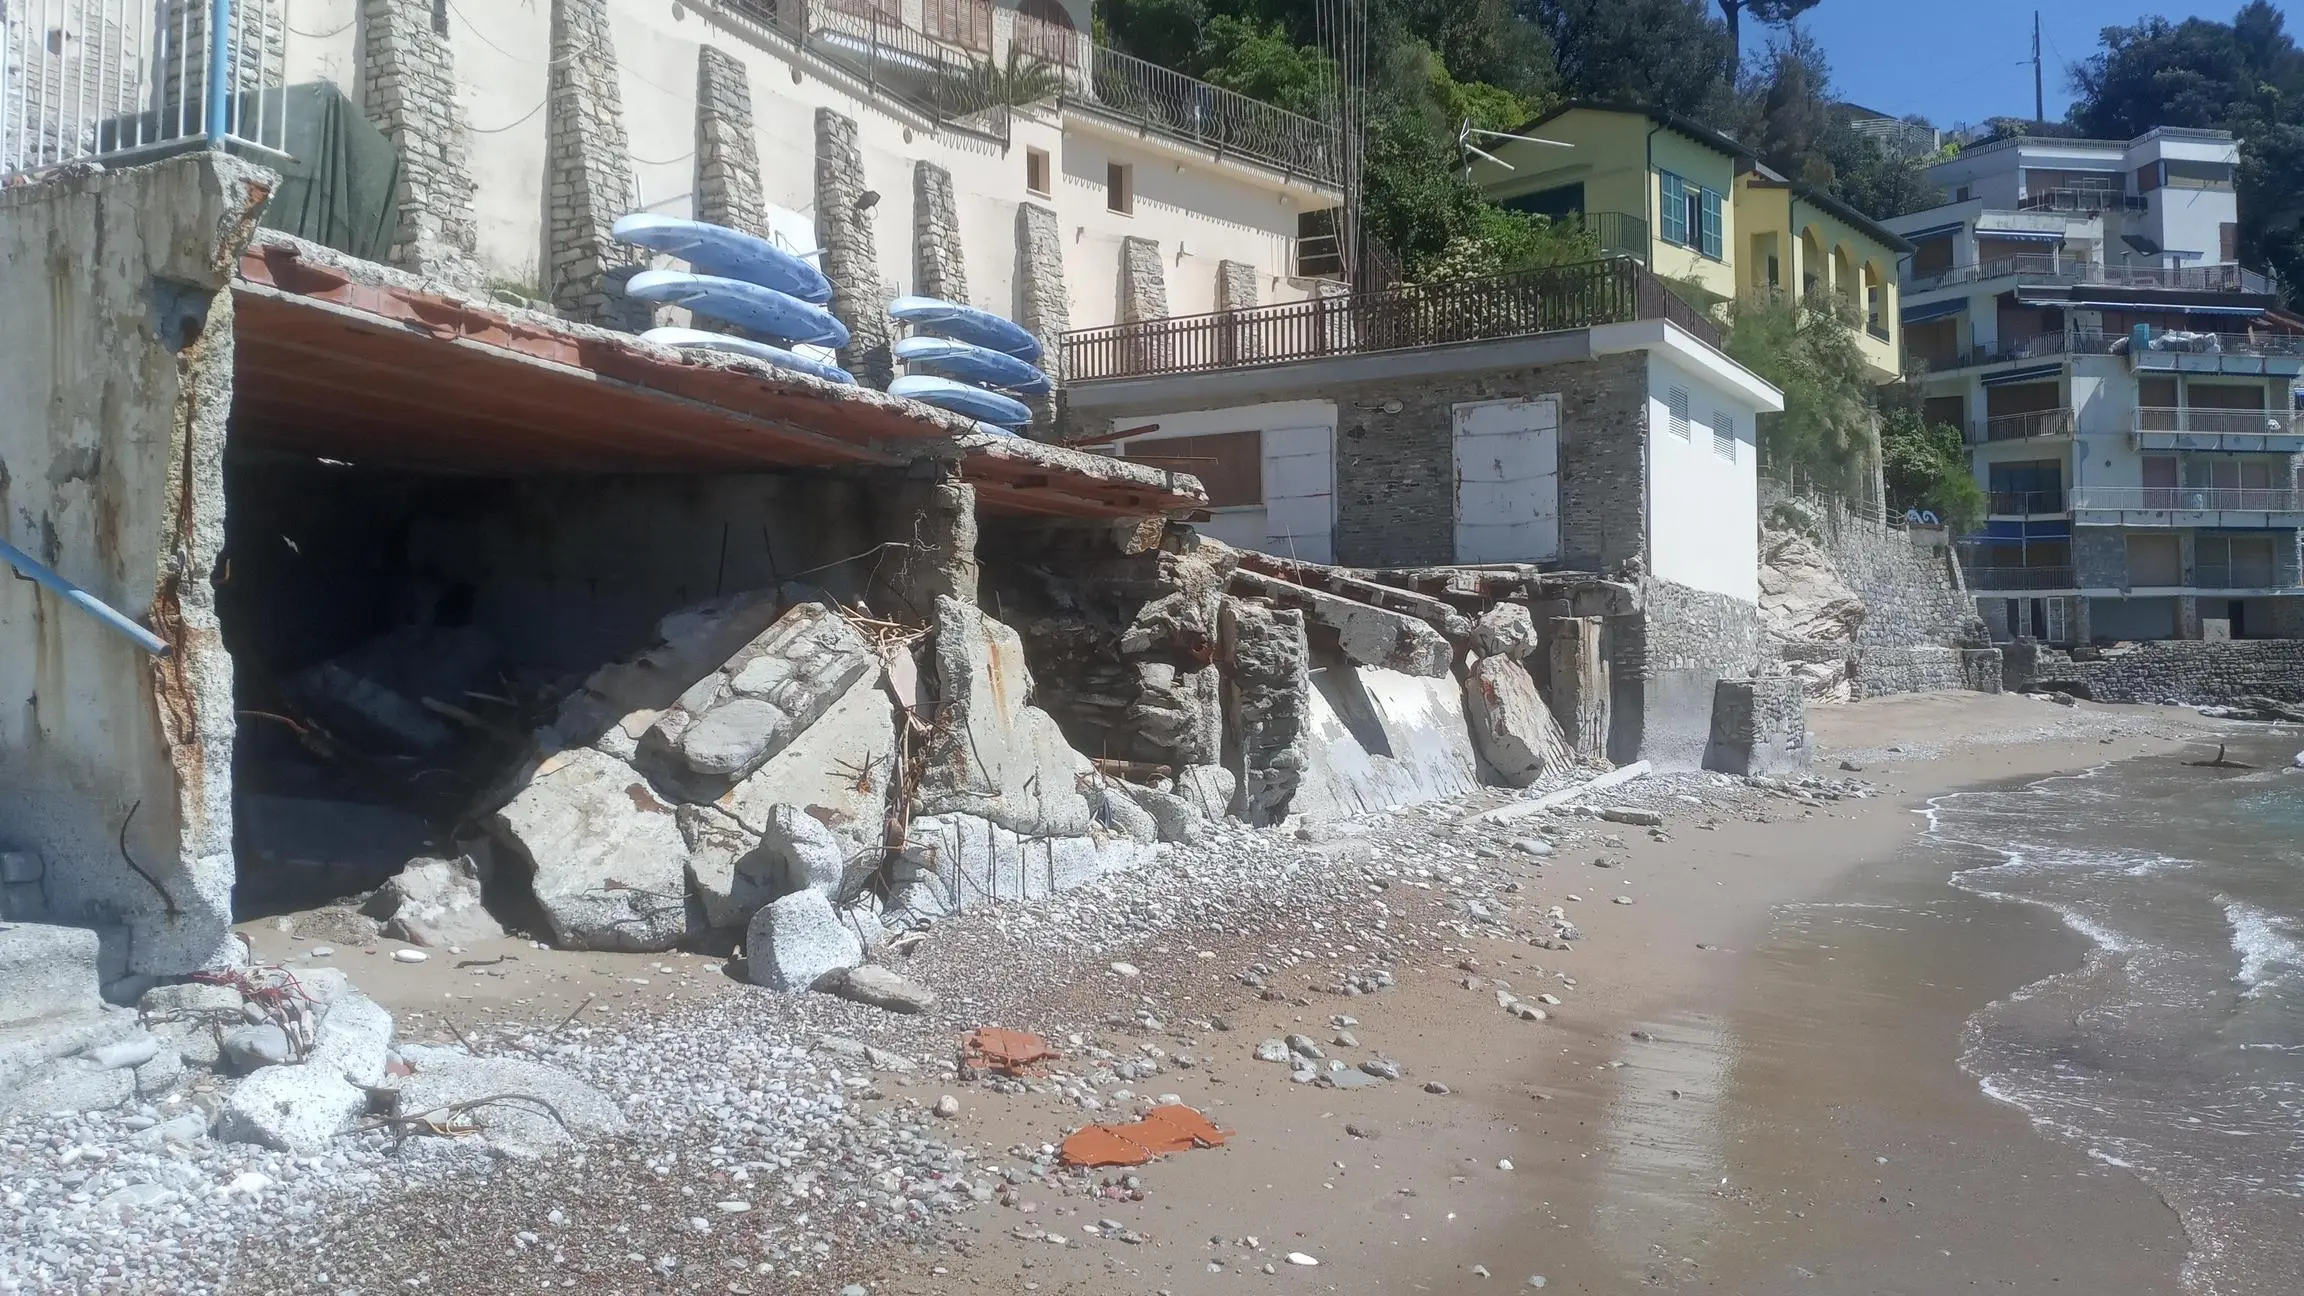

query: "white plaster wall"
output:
283 0 1320 321
1108 399 1336 561
2147 184 2238 265
1645 355 1760 601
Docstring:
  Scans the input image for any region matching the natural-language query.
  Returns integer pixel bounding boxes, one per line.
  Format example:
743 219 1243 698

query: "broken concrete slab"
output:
1090 785 1159 844
0 922 104 1029
391 1053 627 1159
1173 765 1237 820
1231 571 1452 677
365 856 504 948
687 802 858 931
720 664 899 873
527 591 789 765
816 964 937 1014
917 597 1101 838
1465 655 1571 789
491 746 690 952
1471 604 1538 660
221 1024 291 1074
635 602 879 797
306 994 394 1088
896 812 1153 916
745 889 864 992
1219 599 1312 827
1120 783 1204 844
219 1064 368 1155
1292 664 1482 819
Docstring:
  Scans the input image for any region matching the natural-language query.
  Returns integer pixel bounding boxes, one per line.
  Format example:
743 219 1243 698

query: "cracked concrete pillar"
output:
1013 201 1067 440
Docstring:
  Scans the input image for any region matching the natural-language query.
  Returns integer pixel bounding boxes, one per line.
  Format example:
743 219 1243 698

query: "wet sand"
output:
876 694 2207 1295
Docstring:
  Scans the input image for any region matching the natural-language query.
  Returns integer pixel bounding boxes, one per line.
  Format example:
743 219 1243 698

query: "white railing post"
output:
205 0 230 145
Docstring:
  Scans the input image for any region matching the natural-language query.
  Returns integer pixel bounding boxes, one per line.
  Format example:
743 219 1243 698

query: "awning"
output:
2019 297 2267 316
1982 363 2066 386
1901 221 1965 242
1901 298 1969 325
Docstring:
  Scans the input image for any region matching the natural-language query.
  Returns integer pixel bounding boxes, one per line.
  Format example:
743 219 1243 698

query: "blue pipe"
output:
0 539 172 656
205 0 233 147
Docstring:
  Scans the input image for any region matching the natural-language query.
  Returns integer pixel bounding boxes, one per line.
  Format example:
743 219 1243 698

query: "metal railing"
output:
2194 561 2283 589
1960 564 2077 591
1904 255 2276 296
2016 187 2149 213
722 0 1013 141
1987 489 2068 515
2 0 289 180
1064 256 1718 382
1923 329 2072 372
2126 328 2304 359
2073 487 2304 513
1063 44 1339 185
1968 409 2075 444
1577 210 1648 263
2135 407 2304 436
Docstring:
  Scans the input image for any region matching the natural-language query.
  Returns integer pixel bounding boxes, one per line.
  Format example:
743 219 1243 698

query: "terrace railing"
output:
1967 409 2075 444
2 0 290 180
2134 407 2304 437
1064 257 1720 383
1987 489 2068 516
2074 487 2304 514
1064 44 1339 185
2016 187 2149 213
1960 564 2076 591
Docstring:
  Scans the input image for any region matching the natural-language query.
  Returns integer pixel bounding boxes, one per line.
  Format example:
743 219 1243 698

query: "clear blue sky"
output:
1798 1 2284 129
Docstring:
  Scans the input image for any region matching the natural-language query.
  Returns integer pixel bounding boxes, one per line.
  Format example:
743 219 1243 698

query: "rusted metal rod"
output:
0 538 171 655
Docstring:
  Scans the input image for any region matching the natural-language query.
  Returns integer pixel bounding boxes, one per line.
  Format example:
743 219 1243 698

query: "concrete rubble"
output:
1465 655 1574 788
364 855 504 947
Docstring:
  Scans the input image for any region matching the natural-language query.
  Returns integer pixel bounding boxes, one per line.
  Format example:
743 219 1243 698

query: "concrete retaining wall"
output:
2006 640 2304 704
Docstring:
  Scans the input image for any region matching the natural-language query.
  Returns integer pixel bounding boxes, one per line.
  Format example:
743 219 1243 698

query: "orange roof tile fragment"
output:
960 1028 1061 1076
1058 1105 1233 1168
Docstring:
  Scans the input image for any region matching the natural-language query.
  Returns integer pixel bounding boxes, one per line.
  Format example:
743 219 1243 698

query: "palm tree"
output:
935 51 1065 117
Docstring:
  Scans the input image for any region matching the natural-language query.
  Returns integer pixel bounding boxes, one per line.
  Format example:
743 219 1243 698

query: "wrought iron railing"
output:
2 0 290 180
1967 409 2075 444
1987 489 2068 515
2074 487 2304 514
1923 329 2072 372
1064 257 1720 382
2125 328 2304 360
1064 44 1339 184
1960 564 2076 591
719 0 1012 141
2017 187 2149 213
1577 210 1648 263
1905 255 2275 296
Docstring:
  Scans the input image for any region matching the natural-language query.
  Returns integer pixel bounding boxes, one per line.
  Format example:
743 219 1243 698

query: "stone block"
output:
1173 765 1238 820
1089 785 1159 844
1464 655 1571 788
719 665 898 868
636 602 879 796
917 597 1101 838
0 923 104 1030
1471 604 1539 659
490 746 690 952
219 1064 368 1155
392 1053 627 1158
1702 677 1809 776
308 994 395 1088
1120 784 1205 844
817 964 937 1014
745 889 863 992
366 856 504 948
1219 599 1312 826
1289 664 1482 820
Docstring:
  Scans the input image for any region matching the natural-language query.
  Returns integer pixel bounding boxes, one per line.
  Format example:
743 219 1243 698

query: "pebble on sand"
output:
1286 1252 1319 1266
391 949 428 964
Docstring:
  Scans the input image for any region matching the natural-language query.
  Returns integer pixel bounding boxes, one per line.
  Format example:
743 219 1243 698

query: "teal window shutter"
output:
1699 187 1723 259
1659 171 1688 246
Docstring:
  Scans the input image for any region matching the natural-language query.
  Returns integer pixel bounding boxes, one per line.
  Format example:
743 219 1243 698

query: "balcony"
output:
2072 487 2304 528
1903 254 2276 297
1063 256 1718 383
1961 564 2077 592
2132 407 2304 452
1923 329 2071 373
2015 187 2151 214
1575 211 1650 264
1967 409 2074 445
1987 490 2068 516
2124 327 2304 377
1062 45 1341 185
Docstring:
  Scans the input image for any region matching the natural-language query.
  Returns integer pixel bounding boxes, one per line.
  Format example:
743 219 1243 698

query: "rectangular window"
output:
2126 533 2182 586
1025 147 1050 196
1106 162 1132 214
1659 171 1688 246
1666 385 1691 440
924 0 994 50
2221 222 2239 260
1712 409 1736 460
1698 187 1723 259
1119 432 1261 507
431 0 449 35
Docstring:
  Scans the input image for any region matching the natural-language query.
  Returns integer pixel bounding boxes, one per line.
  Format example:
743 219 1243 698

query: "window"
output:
1025 147 1050 196
1657 170 1722 259
1119 432 1261 507
2222 222 2239 261
1712 409 1736 461
431 0 449 35
1954 184 1972 202
2198 534 2278 588
1106 162 1132 214
2126 534 2182 586
925 0 993 50
1666 386 1691 440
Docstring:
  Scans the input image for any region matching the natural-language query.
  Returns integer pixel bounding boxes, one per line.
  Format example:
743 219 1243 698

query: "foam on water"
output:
2225 901 2304 996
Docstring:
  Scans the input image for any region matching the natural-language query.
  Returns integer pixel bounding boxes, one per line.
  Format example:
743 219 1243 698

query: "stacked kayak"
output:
886 295 1046 429
613 213 851 383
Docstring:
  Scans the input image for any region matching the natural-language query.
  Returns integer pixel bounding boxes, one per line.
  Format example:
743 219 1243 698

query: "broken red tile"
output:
1058 1105 1232 1168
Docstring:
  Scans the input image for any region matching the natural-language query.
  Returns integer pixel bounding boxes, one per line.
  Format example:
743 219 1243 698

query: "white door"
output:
1263 425 1334 563
1453 397 1560 563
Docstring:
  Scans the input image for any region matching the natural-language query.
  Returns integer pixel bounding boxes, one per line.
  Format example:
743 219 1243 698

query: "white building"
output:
1885 127 2304 645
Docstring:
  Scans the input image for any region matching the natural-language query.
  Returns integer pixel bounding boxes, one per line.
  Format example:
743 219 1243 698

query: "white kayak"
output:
623 269 850 349
642 327 854 385
889 295 1042 361
612 213 832 303
893 334 1051 395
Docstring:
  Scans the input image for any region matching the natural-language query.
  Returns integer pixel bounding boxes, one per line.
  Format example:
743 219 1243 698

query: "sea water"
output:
1930 734 2304 1295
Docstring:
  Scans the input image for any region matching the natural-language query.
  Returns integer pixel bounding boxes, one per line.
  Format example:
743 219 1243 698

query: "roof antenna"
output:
1457 119 1572 179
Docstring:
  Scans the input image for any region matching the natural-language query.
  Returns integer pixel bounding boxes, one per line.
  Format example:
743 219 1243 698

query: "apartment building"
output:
1473 103 1910 384
1885 128 2304 645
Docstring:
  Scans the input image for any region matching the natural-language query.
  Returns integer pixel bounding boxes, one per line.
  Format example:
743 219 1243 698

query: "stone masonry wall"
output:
1618 576 1762 769
546 0 644 329
1119 236 1168 322
1703 676 1808 775
362 0 480 287
2005 640 2304 704
1761 482 1979 651
1331 351 1647 570
816 110 892 386
694 47 765 238
1216 260 1258 311
1014 203 1067 438
913 162 968 303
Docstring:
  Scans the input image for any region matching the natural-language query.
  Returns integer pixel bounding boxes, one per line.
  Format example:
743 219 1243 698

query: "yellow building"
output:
1472 102 1909 384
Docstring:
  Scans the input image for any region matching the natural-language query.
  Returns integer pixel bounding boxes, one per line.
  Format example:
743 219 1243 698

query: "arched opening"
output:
1832 243 1859 315
1797 227 1826 302
1862 261 1886 338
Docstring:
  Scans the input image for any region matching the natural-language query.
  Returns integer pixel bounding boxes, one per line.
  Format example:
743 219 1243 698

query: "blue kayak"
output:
624 269 851 349
889 295 1042 361
612 213 832 303
643 327 854 385
888 374 1034 427
893 334 1051 395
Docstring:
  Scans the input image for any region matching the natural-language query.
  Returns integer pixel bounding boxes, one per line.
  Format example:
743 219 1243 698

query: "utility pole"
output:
2033 11 2044 124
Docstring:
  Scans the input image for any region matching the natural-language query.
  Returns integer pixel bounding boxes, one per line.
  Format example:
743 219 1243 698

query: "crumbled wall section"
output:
0 153 272 978
1013 202 1067 439
1119 235 1168 322
545 0 645 330
2005 640 2304 704
694 46 765 239
362 0 481 287
1703 677 1808 775
815 109 892 387
913 161 968 303
1620 577 1761 769
1220 598 1312 825
1216 259 1258 311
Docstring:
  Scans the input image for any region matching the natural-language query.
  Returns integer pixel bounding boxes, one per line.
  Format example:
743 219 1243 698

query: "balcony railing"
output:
1967 409 2075 444
2125 329 2304 360
1 0 291 180
1064 256 1718 382
719 0 1013 140
1063 45 1340 185
1576 211 1649 263
2134 407 2304 437
2194 561 2284 589
1988 490 2068 515
2073 487 2304 513
2016 187 2150 213
1904 255 2276 297
1961 565 2077 591
1923 329 2072 372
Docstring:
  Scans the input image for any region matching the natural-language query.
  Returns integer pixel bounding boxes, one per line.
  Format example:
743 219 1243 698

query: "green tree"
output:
1718 0 1825 73
1820 126 1947 220
1743 29 1837 184
1520 0 1735 119
1195 16 1333 117
1721 292 1878 500
1879 406 1985 532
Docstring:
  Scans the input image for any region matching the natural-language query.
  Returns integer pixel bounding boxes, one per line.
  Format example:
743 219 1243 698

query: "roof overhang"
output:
229 237 1205 521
